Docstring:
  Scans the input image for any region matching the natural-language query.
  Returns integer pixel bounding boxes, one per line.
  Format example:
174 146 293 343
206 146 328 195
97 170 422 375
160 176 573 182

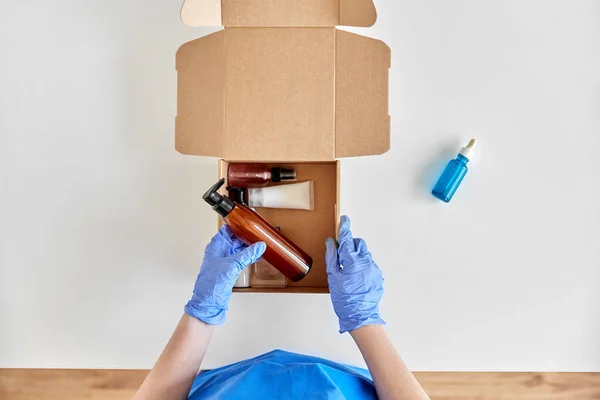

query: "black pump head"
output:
203 178 235 217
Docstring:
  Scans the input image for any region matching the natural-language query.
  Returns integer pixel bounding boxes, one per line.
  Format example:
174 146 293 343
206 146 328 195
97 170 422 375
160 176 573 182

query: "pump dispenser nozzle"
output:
203 178 235 217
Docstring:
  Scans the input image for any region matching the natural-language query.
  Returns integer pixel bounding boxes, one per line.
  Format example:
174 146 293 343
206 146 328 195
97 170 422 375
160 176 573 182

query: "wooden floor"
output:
1 369 599 399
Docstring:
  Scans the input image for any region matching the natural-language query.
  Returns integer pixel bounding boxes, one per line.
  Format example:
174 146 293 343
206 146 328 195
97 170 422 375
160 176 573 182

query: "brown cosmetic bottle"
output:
227 163 296 188
203 179 312 282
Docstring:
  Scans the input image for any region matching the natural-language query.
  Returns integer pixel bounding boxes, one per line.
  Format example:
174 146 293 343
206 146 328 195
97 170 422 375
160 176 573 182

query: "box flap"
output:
175 30 225 157
180 0 377 28
339 0 377 27
180 0 222 26
221 0 339 27
335 30 391 158
223 28 335 161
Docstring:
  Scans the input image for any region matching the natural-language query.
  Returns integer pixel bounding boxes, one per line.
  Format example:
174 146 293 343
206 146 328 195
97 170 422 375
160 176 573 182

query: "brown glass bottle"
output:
227 163 296 187
203 179 312 282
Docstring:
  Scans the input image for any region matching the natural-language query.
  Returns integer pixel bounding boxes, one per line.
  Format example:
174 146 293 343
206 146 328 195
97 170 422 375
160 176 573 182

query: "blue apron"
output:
188 349 377 399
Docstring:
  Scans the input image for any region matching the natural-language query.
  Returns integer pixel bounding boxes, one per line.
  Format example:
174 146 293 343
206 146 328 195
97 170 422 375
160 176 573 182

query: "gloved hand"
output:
184 225 266 325
326 215 385 333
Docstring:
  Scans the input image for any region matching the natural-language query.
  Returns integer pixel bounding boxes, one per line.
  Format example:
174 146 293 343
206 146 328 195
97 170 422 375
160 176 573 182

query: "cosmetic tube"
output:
248 181 314 210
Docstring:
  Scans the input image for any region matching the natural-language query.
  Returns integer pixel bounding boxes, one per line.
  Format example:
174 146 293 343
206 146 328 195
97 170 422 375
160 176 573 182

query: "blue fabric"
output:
188 349 377 400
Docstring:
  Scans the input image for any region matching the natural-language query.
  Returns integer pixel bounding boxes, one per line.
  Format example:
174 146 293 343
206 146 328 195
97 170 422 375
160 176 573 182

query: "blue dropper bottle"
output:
432 139 476 202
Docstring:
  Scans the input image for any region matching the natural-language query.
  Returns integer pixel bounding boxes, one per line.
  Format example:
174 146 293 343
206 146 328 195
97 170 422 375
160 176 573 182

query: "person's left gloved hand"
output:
326 216 385 333
184 225 266 325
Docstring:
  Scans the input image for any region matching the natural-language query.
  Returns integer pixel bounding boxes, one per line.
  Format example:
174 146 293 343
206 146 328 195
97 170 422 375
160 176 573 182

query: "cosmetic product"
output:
227 164 296 187
225 186 251 287
227 186 252 287
248 181 314 210
250 227 287 288
251 260 288 288
203 179 312 282
432 139 476 203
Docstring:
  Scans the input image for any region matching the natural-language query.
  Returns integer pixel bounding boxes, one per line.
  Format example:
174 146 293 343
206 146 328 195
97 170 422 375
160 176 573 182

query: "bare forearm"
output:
134 314 213 400
351 325 429 400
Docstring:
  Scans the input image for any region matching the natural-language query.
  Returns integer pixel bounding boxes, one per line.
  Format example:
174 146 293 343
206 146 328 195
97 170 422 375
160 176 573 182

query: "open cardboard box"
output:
218 161 338 293
176 0 391 293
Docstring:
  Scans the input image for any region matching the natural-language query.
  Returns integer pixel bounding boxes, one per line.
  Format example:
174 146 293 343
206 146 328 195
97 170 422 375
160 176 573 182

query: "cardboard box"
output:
176 0 391 293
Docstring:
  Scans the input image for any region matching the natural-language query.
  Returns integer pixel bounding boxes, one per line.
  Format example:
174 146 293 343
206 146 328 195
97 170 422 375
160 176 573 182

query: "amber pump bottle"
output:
203 179 312 282
227 164 296 187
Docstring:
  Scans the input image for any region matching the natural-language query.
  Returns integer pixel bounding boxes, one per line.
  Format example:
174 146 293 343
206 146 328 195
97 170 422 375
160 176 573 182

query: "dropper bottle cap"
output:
203 178 235 217
459 138 477 160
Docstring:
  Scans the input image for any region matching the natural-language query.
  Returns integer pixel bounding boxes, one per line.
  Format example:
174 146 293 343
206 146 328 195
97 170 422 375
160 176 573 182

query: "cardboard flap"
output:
339 0 377 27
221 0 338 27
181 0 222 27
175 31 225 157
335 30 390 158
180 0 377 27
223 29 335 161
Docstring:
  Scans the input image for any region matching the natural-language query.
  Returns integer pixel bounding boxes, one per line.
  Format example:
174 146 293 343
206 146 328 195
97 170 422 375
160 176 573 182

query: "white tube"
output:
248 181 314 210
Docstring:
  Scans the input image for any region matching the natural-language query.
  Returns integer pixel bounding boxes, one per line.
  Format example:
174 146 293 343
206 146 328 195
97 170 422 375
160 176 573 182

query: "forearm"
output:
134 314 214 400
351 325 429 400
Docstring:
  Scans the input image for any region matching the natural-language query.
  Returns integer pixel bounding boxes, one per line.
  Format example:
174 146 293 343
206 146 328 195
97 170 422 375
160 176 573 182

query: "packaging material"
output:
248 181 314 211
175 0 390 293
181 0 377 29
176 0 390 162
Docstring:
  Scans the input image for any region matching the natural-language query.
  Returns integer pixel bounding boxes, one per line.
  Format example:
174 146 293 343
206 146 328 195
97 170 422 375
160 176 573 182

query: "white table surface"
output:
1 0 599 371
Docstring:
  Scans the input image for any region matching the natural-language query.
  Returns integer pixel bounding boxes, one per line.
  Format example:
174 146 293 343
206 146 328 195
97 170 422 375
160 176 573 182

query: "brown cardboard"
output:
335 30 391 157
175 1 390 162
221 0 339 27
180 0 377 28
339 0 377 27
223 28 335 161
176 1 389 293
219 161 338 292
176 31 225 157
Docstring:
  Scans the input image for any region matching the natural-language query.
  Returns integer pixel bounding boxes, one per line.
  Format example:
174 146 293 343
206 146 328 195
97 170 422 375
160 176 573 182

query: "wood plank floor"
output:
415 372 600 400
1 369 599 399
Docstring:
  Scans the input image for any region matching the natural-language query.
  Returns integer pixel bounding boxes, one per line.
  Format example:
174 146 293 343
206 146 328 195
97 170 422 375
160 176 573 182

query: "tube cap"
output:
203 178 235 217
226 186 247 206
271 168 296 183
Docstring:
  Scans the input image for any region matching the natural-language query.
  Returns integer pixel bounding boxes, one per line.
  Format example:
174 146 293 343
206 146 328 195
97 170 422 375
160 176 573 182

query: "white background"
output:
1 0 599 371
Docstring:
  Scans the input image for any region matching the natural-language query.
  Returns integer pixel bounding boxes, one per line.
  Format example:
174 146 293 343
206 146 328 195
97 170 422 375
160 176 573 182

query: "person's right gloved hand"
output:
325 215 385 333
184 225 266 325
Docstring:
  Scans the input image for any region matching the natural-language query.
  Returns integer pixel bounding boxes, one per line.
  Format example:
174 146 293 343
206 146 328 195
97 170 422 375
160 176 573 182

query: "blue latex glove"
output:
185 225 266 325
326 216 385 333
